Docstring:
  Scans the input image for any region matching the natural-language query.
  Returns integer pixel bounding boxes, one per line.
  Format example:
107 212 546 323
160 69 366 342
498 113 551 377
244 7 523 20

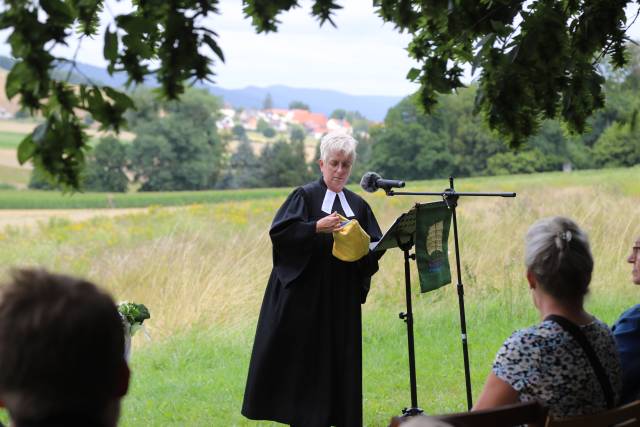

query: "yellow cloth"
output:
332 214 370 262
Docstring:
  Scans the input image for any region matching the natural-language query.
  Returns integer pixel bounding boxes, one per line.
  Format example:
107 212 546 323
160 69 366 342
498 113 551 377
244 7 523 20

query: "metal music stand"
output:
374 176 516 414
371 205 423 416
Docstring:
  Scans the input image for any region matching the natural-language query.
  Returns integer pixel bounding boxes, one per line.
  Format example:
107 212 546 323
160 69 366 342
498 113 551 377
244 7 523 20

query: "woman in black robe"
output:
242 132 383 427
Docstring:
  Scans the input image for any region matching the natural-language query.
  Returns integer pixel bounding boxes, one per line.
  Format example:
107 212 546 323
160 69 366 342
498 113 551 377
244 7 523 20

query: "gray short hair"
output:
525 216 593 301
319 131 357 163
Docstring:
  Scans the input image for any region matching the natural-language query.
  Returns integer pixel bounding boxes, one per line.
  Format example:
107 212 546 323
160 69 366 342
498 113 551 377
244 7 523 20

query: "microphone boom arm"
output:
386 190 516 197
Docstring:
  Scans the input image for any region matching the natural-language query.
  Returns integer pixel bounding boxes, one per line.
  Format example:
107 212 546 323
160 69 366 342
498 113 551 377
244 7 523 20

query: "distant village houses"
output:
217 108 235 130
216 106 352 139
0 107 14 119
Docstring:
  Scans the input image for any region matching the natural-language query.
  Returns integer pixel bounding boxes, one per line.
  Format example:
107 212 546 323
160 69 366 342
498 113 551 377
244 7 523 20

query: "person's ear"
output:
317 159 324 169
526 270 537 290
114 361 130 398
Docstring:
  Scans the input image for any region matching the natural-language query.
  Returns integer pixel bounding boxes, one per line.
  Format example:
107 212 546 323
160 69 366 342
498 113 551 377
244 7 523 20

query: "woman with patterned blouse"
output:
474 216 622 418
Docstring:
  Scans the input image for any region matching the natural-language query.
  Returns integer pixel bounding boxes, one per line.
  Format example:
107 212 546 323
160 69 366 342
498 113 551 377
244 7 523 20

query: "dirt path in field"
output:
0 149 29 169
0 121 37 134
0 208 150 230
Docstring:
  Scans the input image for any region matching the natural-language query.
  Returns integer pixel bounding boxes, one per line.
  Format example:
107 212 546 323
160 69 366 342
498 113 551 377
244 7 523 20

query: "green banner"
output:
415 201 452 293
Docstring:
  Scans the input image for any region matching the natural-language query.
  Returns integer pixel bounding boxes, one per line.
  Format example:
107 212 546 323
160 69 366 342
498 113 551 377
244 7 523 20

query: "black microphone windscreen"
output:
360 171 381 193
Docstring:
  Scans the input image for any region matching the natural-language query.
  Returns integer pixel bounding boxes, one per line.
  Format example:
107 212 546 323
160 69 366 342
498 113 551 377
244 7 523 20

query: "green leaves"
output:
203 34 225 62
1 0 636 187
118 302 151 325
68 0 103 36
310 0 342 27
40 0 74 22
243 0 300 33
406 68 421 82
5 61 26 99
17 135 36 165
12 76 133 190
376 0 632 147
104 28 118 63
104 87 135 110
22 113 89 190
82 86 132 133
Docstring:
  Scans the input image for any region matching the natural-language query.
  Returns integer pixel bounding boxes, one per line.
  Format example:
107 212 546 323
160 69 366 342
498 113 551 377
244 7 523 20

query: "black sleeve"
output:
356 200 385 303
270 188 317 287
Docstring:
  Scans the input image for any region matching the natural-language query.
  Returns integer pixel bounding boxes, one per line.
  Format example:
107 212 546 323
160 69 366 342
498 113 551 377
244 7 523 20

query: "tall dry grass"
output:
0 201 278 342
91 220 273 339
367 184 640 313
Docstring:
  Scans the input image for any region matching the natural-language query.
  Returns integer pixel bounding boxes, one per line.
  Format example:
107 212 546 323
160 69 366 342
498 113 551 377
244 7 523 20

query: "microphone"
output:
360 172 405 193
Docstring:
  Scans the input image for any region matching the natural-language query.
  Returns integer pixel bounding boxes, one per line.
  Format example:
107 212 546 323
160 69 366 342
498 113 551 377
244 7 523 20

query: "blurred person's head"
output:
0 269 129 426
627 236 640 285
318 131 357 193
524 216 593 305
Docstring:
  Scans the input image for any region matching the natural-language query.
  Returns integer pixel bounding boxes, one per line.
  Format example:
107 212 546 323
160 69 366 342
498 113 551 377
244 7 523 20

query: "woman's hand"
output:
316 212 343 233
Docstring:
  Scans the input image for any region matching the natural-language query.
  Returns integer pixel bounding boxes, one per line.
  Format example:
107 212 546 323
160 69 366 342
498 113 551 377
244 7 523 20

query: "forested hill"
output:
0 56 402 121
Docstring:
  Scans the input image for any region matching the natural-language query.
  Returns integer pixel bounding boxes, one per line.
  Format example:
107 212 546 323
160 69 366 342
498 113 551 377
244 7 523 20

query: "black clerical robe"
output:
242 178 383 427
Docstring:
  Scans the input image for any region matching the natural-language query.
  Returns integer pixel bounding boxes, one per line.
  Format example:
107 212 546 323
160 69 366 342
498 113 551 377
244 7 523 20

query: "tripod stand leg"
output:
451 206 473 410
399 247 423 416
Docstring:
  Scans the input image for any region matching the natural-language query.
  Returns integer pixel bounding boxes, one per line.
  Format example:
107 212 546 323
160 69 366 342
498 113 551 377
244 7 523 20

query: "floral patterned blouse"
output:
493 318 622 418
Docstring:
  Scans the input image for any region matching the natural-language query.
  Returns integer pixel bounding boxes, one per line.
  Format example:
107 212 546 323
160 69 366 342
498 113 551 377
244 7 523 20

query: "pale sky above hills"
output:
1 1 640 97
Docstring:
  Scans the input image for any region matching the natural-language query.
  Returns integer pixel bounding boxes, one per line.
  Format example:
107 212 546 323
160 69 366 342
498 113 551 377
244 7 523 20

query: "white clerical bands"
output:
320 189 355 217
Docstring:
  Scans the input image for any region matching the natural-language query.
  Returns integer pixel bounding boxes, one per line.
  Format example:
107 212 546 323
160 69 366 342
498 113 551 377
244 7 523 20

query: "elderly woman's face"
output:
319 150 353 193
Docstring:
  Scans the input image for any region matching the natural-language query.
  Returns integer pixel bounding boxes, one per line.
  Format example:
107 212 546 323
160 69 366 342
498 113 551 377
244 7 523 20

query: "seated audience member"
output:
0 269 129 427
474 217 622 418
612 235 640 403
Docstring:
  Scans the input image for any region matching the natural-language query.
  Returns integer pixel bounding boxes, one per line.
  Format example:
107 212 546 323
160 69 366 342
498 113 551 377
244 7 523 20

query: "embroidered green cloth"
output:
415 201 452 292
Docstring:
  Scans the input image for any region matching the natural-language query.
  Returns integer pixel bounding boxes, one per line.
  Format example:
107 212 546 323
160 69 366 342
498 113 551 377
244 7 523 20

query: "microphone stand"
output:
385 176 515 411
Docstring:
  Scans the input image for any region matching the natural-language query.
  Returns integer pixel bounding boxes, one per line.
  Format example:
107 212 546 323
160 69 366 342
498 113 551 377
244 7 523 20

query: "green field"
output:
0 130 26 149
0 168 639 425
0 187 291 209
0 128 107 149
1 166 639 209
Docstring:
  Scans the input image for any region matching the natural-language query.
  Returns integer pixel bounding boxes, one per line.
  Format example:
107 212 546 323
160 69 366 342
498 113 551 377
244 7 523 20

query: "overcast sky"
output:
1 1 640 97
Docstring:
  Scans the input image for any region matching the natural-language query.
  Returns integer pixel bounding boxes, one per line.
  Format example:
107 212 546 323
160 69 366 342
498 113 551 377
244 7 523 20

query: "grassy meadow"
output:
0 130 25 149
0 187 292 209
0 168 639 425
0 165 29 188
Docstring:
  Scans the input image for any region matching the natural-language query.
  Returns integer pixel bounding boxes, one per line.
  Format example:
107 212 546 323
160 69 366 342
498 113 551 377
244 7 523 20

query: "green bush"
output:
84 137 129 192
486 149 560 175
28 168 58 191
593 122 640 168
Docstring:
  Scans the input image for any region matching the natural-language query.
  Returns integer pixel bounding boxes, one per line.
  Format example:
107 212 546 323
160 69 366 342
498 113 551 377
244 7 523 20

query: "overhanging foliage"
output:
1 0 637 189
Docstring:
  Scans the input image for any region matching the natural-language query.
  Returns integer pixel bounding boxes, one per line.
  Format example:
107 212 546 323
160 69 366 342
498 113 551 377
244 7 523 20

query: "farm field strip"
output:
0 166 638 210
0 187 291 209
